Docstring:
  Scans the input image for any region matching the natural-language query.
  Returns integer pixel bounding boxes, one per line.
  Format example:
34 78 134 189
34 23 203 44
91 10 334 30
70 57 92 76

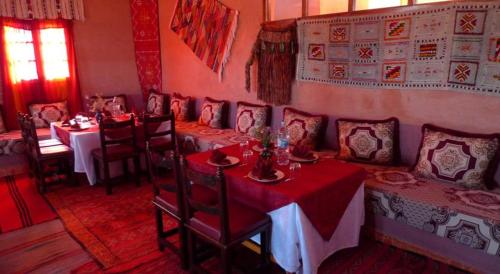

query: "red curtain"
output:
0 18 81 130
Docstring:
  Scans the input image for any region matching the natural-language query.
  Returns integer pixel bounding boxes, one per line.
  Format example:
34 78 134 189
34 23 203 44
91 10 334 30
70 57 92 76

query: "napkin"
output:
291 144 315 160
210 149 231 165
251 157 277 180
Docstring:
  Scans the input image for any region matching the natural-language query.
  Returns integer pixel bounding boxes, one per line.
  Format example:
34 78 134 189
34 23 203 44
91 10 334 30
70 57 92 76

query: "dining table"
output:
50 116 170 185
186 142 367 274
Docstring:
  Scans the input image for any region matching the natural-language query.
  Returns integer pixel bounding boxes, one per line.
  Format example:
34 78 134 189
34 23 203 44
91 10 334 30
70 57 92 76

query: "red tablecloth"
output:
186 143 366 240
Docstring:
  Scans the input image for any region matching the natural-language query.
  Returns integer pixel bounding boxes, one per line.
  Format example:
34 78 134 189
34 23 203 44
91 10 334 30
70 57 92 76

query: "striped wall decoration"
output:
0 0 85 21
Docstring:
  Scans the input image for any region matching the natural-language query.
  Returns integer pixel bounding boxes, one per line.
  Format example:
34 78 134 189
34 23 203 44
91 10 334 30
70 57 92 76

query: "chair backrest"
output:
22 116 42 158
143 111 176 147
17 112 29 142
97 115 137 160
182 162 230 243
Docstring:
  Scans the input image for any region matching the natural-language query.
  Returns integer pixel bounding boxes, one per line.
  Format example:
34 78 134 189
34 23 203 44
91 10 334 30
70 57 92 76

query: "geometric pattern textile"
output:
0 0 85 20
198 97 226 129
170 93 191 121
130 0 162 97
337 118 398 165
283 107 325 149
235 102 270 138
413 124 500 190
296 1 500 96
170 0 239 80
28 101 69 128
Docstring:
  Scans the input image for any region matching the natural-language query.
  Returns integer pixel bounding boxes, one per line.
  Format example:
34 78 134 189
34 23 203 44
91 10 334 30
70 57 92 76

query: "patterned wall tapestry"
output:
170 0 239 81
130 0 162 97
296 1 500 95
0 0 84 20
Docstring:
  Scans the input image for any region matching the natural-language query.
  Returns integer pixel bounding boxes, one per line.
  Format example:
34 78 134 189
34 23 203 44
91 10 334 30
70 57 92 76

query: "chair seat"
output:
189 199 270 242
138 138 172 152
40 145 73 158
39 138 63 147
91 144 136 161
154 184 217 217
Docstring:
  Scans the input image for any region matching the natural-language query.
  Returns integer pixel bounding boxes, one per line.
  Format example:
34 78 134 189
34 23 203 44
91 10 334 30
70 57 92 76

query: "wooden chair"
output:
181 164 272 274
92 115 141 195
140 112 176 183
147 142 218 270
22 116 74 193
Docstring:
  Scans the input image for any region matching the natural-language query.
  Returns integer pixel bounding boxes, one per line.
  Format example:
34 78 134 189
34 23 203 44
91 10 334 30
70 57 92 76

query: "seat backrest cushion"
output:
170 93 191 121
283 107 327 149
29 101 69 128
235 102 271 138
146 91 168 116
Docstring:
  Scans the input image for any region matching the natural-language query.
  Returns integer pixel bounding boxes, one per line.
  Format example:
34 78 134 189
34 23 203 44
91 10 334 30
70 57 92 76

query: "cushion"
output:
29 101 70 128
170 93 191 121
0 106 6 133
412 124 500 190
336 117 399 165
283 107 327 149
146 90 168 116
89 95 128 114
235 102 271 138
198 97 227 129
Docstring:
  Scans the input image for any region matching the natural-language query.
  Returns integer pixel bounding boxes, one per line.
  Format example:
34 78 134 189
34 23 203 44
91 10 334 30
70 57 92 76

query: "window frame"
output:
264 0 473 21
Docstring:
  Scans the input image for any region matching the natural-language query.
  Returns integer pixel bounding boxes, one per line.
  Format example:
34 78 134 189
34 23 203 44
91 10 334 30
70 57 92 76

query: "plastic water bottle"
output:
276 121 290 166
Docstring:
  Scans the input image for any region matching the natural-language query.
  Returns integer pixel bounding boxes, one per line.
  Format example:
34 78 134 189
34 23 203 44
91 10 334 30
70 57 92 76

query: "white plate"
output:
247 170 285 183
289 153 319 163
207 156 240 167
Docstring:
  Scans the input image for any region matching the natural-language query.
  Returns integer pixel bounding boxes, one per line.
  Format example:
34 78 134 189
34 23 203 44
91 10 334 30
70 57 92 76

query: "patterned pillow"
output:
0 106 6 133
170 93 191 121
235 102 271 138
146 90 167 116
413 124 500 189
283 107 327 149
29 101 70 128
336 118 399 165
198 97 227 129
89 95 128 114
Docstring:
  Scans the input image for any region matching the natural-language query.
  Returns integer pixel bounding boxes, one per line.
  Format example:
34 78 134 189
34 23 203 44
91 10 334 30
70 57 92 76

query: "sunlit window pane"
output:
309 0 349 15
268 0 302 21
40 28 70 80
356 0 408 10
4 26 38 83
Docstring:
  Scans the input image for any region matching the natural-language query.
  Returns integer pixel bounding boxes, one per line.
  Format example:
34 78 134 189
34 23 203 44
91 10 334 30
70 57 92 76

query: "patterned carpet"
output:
43 177 469 274
0 176 57 233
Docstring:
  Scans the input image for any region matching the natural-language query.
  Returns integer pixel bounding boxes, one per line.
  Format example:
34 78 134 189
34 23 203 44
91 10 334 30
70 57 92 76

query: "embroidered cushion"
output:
89 94 128 114
146 90 168 116
198 97 227 129
170 93 191 121
29 101 70 128
0 106 6 133
283 108 327 149
413 124 500 189
336 117 399 165
235 102 271 138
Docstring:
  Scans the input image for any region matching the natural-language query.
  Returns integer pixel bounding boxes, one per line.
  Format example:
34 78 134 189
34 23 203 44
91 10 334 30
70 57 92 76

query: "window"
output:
355 0 408 11
309 0 349 16
3 26 70 84
40 28 70 80
415 0 449 4
4 26 38 83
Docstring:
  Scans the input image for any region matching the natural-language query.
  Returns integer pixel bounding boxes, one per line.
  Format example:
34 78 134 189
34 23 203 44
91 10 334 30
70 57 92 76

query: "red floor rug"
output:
45 180 175 271
0 176 57 233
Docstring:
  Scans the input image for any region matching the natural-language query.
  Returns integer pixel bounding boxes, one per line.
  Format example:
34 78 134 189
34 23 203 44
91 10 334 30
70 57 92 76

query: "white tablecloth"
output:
252 183 365 274
50 122 169 185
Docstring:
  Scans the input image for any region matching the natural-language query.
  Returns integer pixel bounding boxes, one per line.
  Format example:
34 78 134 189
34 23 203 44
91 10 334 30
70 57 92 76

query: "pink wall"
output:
73 0 143 110
162 0 500 178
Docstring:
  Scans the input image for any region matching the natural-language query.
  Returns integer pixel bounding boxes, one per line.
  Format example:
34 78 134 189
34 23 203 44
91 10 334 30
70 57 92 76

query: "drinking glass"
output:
242 149 254 165
239 140 249 153
289 162 302 181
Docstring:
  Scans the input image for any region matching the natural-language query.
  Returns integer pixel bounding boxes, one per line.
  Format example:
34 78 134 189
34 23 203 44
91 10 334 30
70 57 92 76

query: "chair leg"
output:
187 231 196 273
36 161 46 193
104 162 112 195
133 156 141 187
66 157 75 186
155 207 165 251
179 223 189 270
221 247 232 274
260 227 272 267
93 157 100 183
145 151 153 184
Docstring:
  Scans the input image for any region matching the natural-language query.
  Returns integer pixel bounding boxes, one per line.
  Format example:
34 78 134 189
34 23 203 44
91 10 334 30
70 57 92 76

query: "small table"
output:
186 143 367 274
50 120 170 185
